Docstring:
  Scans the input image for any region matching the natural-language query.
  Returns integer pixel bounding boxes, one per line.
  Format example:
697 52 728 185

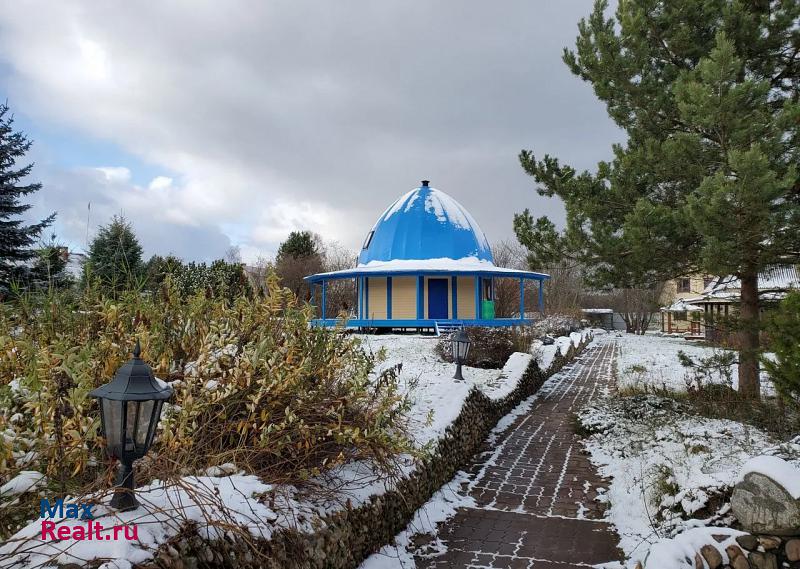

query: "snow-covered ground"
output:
580 333 799 567
1 331 580 569
616 333 774 395
357 334 529 446
359 360 590 569
359 331 599 569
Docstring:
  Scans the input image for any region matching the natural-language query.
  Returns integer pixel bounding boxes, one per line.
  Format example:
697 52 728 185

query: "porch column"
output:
321 280 327 320
357 277 364 319
538 279 544 313
519 277 524 319
451 276 458 319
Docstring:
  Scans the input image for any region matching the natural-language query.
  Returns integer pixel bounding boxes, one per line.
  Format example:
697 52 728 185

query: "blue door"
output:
427 278 448 319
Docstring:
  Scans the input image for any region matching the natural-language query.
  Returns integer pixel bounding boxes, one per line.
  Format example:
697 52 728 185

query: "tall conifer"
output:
515 0 800 397
0 103 55 290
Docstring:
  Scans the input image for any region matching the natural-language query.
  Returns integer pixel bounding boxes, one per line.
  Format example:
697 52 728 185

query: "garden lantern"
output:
451 328 471 381
90 340 173 511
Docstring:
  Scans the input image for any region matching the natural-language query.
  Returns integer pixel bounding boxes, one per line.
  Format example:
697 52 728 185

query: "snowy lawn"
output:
356 334 531 447
580 333 799 567
616 333 774 396
0 332 550 569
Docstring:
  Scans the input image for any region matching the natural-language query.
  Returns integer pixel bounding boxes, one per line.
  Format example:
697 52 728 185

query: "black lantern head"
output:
451 328 471 364
90 340 173 461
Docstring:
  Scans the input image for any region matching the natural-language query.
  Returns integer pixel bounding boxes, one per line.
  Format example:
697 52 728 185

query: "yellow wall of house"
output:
392 277 417 319
356 275 486 320
456 276 476 319
660 273 712 305
366 277 387 319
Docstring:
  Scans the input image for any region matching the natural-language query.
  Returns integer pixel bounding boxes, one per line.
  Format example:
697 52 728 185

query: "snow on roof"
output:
581 308 613 314
306 256 549 281
703 265 800 295
661 299 704 312
357 183 494 266
738 455 800 499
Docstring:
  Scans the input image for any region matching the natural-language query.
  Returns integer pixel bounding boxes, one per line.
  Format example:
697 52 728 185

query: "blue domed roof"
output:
358 182 494 266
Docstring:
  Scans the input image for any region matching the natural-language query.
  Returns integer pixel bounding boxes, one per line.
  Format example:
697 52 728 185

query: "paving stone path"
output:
415 339 622 568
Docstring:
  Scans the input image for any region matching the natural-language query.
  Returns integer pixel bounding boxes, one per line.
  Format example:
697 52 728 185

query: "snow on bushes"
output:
0 275 415 538
434 327 532 369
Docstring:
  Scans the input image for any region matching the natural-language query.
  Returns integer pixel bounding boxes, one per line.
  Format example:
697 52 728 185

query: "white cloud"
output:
95 166 131 183
0 1 623 262
148 176 173 191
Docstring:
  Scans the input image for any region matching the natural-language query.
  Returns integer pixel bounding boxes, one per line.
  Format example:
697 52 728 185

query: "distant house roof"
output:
684 265 800 305
661 298 704 312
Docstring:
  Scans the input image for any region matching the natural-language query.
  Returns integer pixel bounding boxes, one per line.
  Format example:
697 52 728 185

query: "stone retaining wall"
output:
143 335 593 569
638 533 800 569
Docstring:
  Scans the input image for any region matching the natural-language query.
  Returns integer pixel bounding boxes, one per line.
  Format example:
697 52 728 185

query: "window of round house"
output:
362 230 374 250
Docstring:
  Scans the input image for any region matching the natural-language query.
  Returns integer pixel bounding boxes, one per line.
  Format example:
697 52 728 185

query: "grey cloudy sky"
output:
0 1 622 263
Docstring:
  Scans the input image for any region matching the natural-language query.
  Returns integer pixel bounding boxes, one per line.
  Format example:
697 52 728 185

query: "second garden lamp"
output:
451 328 471 381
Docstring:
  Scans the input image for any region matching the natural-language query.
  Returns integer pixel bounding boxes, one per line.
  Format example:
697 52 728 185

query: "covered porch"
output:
305 268 549 329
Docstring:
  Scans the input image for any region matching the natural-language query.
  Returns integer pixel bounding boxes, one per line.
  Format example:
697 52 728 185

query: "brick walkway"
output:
415 340 622 568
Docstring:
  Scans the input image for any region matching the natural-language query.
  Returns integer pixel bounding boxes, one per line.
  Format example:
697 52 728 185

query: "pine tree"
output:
0 103 55 291
276 231 319 261
515 0 800 398
275 231 322 299
763 292 800 408
85 215 143 291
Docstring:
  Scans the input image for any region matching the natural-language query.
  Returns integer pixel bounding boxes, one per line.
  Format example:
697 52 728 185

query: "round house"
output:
305 181 549 330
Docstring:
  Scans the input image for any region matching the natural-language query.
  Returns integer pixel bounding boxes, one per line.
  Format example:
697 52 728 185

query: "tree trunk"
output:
622 313 634 333
738 270 761 399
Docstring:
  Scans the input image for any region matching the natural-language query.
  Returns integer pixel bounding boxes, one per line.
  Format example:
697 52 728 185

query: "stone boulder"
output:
731 457 800 536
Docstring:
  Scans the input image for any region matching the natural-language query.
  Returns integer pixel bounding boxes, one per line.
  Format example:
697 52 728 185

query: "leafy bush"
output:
435 327 524 369
0 275 413 536
144 256 251 302
763 292 800 409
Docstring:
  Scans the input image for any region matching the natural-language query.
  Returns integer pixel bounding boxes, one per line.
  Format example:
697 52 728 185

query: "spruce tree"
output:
0 103 55 291
85 215 143 291
515 0 800 398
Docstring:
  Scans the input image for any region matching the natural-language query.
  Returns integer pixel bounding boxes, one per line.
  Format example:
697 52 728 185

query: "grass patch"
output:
618 383 800 439
570 412 595 438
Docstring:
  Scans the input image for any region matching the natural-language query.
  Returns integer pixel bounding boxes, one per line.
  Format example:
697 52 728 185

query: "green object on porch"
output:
481 300 495 319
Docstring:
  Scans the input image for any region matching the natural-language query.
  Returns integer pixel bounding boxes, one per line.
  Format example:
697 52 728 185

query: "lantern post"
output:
90 340 173 511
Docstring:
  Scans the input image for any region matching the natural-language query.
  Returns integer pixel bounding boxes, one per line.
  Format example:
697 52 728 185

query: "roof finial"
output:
421 180 429 187
133 339 141 359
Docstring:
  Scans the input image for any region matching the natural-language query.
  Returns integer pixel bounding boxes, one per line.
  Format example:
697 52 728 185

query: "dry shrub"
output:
434 327 523 369
0 274 414 537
